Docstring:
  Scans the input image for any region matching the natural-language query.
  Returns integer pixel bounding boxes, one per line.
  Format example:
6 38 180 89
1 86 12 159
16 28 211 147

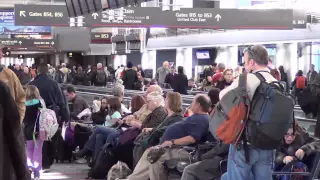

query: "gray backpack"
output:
246 72 295 150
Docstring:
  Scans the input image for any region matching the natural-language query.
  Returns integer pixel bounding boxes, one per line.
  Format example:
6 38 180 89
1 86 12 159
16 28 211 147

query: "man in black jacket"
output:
29 63 70 171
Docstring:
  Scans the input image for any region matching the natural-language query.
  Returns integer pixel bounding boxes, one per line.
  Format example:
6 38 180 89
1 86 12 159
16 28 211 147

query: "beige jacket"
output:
0 67 26 122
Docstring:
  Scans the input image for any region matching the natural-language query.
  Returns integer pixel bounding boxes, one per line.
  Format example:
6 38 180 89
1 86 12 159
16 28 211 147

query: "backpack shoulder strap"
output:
40 99 47 109
238 73 247 91
254 72 267 82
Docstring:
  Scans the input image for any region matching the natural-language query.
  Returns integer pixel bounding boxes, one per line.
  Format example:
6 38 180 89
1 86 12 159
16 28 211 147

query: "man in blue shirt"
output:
126 94 211 180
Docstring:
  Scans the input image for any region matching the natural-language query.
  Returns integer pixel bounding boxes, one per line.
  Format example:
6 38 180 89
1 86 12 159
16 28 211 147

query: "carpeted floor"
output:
39 163 91 180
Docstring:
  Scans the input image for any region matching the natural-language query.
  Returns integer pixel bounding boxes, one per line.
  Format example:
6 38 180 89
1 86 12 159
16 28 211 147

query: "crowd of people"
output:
1 45 320 180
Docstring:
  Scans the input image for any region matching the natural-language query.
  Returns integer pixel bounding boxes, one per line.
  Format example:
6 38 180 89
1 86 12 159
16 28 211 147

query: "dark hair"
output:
195 95 212 113
177 66 184 74
65 86 76 93
131 95 146 113
208 88 220 109
107 96 122 114
297 70 303 76
150 79 157 85
127 61 133 69
56 65 62 69
37 63 48 74
212 62 217 67
245 45 268 66
166 92 182 112
278 66 285 73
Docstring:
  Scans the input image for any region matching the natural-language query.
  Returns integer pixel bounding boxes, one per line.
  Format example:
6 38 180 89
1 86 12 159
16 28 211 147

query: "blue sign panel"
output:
0 25 51 35
0 9 51 35
0 11 14 24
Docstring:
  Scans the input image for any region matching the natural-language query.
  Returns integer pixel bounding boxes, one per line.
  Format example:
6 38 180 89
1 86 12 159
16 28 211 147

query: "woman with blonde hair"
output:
23 85 43 180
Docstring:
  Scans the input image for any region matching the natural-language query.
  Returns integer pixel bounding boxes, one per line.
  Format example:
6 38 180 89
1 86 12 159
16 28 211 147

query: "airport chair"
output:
272 151 320 180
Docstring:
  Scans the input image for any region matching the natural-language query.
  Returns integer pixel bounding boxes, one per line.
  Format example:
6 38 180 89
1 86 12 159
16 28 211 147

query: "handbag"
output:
134 128 166 149
118 127 141 145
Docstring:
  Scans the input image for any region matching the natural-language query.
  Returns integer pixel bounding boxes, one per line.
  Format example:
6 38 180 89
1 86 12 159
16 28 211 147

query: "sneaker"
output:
75 158 87 164
40 168 50 173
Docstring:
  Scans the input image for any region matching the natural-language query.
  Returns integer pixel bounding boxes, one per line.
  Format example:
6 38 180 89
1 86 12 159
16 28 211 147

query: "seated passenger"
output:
133 92 184 166
63 85 90 121
129 95 146 115
91 97 109 125
275 121 320 169
126 94 211 180
113 84 131 114
127 85 162 123
104 97 122 127
76 91 166 161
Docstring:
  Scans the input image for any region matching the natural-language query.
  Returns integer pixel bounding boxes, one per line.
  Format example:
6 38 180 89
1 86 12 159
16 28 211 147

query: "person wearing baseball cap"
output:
0 45 26 122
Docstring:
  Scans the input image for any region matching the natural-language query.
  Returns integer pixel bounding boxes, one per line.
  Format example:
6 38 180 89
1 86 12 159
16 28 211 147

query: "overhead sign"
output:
0 11 14 24
14 4 69 27
83 7 293 29
91 32 112 44
0 39 56 49
14 4 293 29
293 9 307 29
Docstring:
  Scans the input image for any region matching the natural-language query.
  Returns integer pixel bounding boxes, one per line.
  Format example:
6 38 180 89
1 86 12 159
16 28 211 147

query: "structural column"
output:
276 43 298 82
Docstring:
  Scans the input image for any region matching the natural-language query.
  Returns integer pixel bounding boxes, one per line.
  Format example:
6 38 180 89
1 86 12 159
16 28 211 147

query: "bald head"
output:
191 94 212 113
163 61 169 69
146 85 162 96
97 63 103 69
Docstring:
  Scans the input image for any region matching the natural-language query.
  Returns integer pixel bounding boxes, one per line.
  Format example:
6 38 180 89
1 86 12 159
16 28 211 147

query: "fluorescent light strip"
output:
147 39 320 50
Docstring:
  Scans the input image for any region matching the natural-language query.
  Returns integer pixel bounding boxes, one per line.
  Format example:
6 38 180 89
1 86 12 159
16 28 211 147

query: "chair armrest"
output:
183 146 196 152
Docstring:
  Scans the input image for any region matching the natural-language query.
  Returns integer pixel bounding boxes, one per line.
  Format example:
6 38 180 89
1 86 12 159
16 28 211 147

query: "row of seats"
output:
76 89 317 135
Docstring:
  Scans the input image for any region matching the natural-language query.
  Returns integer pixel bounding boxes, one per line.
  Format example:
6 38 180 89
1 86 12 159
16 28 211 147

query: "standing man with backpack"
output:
92 63 107 87
212 45 294 180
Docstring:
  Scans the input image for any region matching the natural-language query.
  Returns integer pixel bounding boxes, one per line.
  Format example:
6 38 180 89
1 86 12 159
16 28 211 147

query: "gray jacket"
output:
156 67 170 84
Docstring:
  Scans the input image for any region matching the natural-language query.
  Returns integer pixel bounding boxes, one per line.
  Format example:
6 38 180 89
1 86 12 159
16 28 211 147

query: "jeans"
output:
26 139 44 177
84 126 116 159
221 145 274 180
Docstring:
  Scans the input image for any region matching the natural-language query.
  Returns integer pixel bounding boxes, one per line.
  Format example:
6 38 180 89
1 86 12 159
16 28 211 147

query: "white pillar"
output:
63 53 69 64
114 55 127 69
142 50 157 78
276 43 298 82
55 54 60 66
299 45 311 76
289 43 298 82
226 46 238 70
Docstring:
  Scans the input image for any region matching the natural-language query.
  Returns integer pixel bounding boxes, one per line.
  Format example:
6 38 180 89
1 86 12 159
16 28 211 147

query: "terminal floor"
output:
39 163 91 180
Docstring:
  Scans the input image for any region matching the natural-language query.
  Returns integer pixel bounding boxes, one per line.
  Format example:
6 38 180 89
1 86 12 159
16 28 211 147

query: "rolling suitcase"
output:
53 128 74 163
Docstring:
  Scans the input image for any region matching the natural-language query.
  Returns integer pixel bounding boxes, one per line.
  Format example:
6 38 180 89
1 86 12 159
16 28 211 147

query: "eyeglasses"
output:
285 133 296 137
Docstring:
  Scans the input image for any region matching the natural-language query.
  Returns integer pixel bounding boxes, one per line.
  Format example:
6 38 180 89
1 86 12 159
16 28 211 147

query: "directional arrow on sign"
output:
215 14 221 21
92 13 99 20
18 41 22 45
20 11 26 17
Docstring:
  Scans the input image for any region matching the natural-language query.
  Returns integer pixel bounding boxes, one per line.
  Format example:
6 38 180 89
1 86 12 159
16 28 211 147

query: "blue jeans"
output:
221 145 274 180
84 126 116 159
